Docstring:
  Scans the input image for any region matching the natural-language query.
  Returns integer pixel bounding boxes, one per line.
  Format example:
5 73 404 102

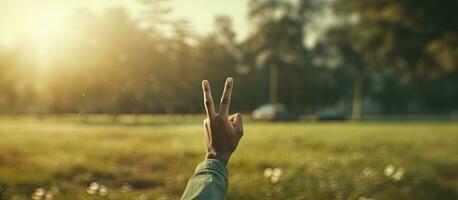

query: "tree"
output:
246 0 322 112
0 49 17 113
193 16 242 110
321 0 458 119
317 28 369 120
331 0 458 78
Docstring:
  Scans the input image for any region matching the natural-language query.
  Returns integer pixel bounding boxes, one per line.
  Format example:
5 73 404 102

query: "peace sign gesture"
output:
202 77 244 165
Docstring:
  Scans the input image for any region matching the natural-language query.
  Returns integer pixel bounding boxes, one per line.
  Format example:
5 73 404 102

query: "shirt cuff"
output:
195 159 228 181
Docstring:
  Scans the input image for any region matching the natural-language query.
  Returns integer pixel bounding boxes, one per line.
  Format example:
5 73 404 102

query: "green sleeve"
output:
180 159 228 200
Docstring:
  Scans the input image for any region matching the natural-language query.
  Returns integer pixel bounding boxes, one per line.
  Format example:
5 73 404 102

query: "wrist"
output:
206 152 230 166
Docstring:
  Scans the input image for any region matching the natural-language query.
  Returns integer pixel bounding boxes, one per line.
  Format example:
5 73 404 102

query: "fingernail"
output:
226 77 233 83
202 80 208 86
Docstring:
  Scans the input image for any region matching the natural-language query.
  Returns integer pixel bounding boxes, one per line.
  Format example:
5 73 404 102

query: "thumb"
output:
228 114 236 122
233 113 243 136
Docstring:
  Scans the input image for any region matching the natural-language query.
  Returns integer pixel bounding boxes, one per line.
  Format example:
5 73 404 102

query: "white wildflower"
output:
384 164 395 177
362 167 373 177
32 188 45 200
263 168 273 178
121 182 133 191
391 167 405 181
270 175 280 184
86 182 99 195
35 188 45 196
44 191 53 200
89 182 99 191
384 164 406 181
272 168 283 177
263 167 283 184
99 185 108 196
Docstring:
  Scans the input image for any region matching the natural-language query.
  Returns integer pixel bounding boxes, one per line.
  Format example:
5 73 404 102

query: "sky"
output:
0 0 251 46
167 0 250 39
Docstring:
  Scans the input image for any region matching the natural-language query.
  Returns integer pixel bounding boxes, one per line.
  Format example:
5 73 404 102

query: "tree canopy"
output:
0 0 456 116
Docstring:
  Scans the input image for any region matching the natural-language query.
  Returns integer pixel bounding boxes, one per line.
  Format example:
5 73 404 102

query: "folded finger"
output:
233 113 243 136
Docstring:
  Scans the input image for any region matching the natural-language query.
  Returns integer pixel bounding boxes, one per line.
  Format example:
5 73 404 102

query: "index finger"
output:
202 80 216 119
219 77 233 116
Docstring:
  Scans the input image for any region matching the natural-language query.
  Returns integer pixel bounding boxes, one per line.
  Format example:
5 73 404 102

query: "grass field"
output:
0 115 457 200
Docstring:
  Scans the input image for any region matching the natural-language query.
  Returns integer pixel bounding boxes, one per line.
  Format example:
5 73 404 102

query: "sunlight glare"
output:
26 14 63 45
0 34 17 48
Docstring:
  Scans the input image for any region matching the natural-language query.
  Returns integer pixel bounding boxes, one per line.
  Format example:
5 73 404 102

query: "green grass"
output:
0 115 457 200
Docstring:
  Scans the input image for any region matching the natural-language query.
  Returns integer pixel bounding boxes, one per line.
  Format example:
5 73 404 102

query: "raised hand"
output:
202 77 244 166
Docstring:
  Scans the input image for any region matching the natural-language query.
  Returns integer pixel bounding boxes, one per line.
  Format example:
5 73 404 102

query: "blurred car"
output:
251 104 299 121
318 113 347 121
317 111 347 121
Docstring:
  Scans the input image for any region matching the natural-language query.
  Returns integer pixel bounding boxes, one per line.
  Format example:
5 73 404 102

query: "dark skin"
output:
202 77 244 166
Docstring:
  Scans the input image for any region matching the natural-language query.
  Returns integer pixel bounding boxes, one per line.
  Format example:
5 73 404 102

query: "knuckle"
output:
214 116 226 124
214 115 223 121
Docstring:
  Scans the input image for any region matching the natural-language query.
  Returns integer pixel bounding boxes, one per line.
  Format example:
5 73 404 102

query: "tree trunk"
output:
270 65 278 113
352 70 364 120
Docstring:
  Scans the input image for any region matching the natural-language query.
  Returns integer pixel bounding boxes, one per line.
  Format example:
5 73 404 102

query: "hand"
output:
202 77 244 166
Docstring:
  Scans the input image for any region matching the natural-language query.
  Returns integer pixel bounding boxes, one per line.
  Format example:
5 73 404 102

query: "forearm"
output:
181 159 228 200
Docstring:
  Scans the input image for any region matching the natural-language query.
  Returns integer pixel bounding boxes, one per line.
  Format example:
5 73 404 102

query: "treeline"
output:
0 0 457 116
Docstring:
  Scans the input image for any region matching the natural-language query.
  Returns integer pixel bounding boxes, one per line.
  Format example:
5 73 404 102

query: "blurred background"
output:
0 0 457 200
0 0 456 119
